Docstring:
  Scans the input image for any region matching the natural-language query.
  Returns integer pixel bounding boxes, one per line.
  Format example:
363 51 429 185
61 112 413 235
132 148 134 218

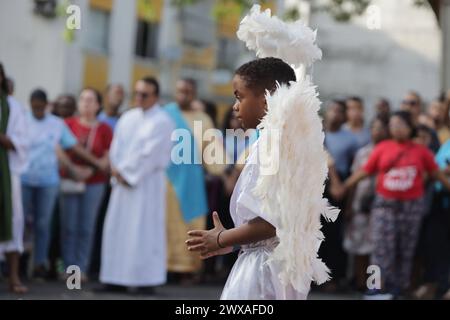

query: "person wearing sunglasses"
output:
99 77 175 294
400 91 423 125
401 91 441 153
427 98 450 145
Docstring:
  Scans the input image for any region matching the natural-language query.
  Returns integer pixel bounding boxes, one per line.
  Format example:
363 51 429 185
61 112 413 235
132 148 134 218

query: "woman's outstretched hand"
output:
186 211 232 259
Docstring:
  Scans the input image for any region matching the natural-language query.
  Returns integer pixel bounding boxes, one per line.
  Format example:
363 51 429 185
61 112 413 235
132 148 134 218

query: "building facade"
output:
310 0 443 116
0 0 447 120
0 0 276 118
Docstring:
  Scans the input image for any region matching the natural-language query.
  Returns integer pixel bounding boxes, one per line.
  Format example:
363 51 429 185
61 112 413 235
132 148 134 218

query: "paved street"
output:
0 280 360 300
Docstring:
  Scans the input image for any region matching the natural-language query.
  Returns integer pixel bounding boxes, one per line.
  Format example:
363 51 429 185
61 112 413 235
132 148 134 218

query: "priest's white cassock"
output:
100 104 174 286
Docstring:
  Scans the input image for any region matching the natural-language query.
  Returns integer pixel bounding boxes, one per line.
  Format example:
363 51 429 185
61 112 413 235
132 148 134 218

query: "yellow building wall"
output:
216 0 276 38
214 1 276 102
215 0 240 39
83 53 109 92
89 0 113 11
136 0 163 23
131 62 160 91
261 1 276 13
212 82 233 97
181 46 216 70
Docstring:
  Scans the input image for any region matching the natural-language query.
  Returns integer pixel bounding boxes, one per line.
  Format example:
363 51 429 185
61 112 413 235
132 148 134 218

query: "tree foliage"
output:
173 0 439 23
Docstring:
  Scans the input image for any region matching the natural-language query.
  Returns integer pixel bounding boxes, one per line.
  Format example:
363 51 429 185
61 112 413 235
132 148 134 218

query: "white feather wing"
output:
253 79 339 294
237 4 338 295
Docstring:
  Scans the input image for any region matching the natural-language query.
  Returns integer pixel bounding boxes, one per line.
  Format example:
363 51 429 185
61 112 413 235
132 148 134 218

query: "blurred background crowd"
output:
1 0 450 300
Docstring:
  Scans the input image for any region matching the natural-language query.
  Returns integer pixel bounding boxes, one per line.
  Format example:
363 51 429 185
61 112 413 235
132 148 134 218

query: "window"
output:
216 37 240 70
179 8 214 47
33 0 57 18
135 20 159 59
85 8 110 53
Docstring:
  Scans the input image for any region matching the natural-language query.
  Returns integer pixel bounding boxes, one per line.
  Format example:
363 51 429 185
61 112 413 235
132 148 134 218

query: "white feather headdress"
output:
237 5 339 294
237 4 322 68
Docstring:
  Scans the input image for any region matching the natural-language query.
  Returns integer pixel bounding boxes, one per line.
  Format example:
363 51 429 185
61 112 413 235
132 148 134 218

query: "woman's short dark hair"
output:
82 87 103 106
235 57 296 95
391 110 417 138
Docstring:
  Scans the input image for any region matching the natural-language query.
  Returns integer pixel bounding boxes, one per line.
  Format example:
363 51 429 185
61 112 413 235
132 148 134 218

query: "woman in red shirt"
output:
342 111 450 299
60 88 112 281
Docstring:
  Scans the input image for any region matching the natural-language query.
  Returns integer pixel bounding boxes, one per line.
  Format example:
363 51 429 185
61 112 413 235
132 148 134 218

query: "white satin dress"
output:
220 142 308 300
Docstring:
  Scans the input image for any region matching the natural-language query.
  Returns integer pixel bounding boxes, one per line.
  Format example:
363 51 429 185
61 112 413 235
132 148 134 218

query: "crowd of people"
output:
0 62 249 295
320 91 450 300
1 59 450 300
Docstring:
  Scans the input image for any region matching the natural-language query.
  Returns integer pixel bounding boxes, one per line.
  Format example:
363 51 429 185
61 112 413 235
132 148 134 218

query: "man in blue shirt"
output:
320 99 359 293
325 100 360 179
344 96 371 149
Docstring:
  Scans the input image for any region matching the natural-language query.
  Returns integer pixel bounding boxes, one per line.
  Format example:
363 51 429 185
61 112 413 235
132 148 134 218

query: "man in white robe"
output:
0 93 29 293
99 77 174 290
